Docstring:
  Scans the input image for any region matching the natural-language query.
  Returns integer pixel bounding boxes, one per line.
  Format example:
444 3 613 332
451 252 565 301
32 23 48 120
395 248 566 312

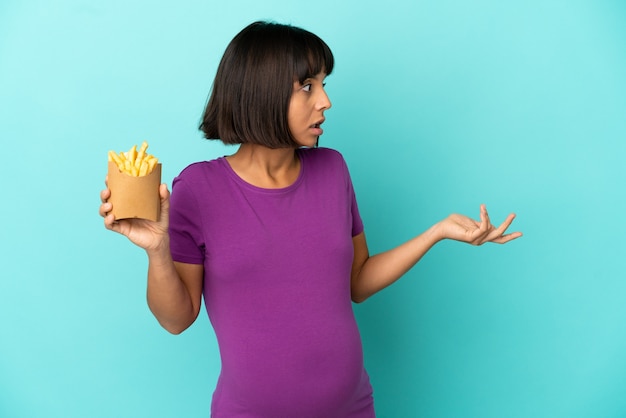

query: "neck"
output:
226 144 300 189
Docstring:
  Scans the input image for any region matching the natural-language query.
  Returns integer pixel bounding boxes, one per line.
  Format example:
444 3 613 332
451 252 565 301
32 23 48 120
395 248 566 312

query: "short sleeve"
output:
168 176 205 264
339 155 364 237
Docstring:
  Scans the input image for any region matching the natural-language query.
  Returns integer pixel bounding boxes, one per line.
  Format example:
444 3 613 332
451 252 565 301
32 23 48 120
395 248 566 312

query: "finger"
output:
492 213 517 237
476 204 490 238
100 188 111 203
99 202 113 218
482 204 493 231
491 231 523 244
478 205 486 229
103 213 118 231
480 215 514 244
104 214 134 237
487 213 522 243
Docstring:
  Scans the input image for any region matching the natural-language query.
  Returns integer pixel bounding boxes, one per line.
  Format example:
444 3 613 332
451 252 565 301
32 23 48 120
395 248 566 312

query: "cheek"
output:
287 112 297 134
287 101 296 129
287 104 305 130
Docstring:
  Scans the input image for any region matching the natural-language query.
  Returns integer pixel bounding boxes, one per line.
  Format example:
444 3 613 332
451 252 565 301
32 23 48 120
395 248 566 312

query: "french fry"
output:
147 156 158 172
135 141 148 169
128 145 137 166
108 151 125 171
139 160 149 176
108 141 159 177
124 160 133 176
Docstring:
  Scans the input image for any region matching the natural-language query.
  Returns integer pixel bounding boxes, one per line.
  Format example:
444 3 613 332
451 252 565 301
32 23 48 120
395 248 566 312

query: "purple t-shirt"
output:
169 147 374 417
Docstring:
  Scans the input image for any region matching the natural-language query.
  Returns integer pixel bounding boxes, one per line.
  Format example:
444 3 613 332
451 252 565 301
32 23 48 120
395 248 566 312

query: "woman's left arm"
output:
350 204 522 303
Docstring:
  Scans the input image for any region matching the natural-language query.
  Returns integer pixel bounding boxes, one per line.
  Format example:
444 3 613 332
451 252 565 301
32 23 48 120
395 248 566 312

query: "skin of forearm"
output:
145 243 197 334
351 223 443 303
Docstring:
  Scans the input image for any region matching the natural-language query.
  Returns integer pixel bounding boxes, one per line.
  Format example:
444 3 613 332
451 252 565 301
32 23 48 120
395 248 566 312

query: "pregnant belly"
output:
212 312 369 416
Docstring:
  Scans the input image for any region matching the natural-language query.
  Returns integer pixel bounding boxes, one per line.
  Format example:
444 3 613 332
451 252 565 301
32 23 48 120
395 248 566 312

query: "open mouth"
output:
311 119 325 128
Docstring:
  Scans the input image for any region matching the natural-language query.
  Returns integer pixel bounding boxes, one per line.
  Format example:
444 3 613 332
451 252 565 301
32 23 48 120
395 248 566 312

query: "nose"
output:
317 87 332 111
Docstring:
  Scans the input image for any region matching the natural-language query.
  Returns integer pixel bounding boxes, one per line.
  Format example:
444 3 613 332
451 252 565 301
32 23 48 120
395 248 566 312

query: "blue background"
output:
1 0 625 417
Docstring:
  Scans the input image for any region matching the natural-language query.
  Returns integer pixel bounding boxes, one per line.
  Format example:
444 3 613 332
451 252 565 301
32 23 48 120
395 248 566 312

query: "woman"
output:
100 21 521 417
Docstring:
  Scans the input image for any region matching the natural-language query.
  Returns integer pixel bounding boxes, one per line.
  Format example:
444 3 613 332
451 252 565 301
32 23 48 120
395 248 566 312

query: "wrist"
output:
427 221 446 244
145 237 172 261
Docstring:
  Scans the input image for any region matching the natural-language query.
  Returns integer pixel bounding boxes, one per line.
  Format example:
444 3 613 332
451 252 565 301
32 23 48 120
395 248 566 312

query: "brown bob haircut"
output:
199 21 334 148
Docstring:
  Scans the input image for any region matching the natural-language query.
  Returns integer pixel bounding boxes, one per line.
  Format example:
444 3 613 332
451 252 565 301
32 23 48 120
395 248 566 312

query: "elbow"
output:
152 308 196 335
350 280 371 304
161 320 191 335
148 301 198 335
350 290 370 304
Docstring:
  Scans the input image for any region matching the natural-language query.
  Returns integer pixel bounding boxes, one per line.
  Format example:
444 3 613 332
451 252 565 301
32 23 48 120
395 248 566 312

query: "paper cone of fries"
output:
107 161 161 221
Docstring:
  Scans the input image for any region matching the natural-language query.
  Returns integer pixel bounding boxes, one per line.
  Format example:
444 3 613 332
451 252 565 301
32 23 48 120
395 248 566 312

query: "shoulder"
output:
298 147 355 188
170 158 230 211
173 158 225 185
298 147 347 168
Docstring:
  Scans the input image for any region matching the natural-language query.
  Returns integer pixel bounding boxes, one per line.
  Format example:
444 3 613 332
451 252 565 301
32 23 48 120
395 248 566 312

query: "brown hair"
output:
199 21 334 148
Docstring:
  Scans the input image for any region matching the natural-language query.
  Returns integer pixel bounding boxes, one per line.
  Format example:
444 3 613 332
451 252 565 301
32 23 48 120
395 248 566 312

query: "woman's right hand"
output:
99 180 171 251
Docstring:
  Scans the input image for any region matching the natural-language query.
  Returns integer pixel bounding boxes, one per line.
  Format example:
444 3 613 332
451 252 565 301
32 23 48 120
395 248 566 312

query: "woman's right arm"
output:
100 183 204 334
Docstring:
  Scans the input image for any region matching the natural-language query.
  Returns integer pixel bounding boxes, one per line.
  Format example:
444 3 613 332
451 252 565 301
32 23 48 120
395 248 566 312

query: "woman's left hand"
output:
437 204 522 245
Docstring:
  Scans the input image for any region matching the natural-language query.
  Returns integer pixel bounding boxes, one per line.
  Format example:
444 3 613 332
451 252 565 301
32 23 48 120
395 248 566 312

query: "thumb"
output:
158 183 171 222
159 183 170 201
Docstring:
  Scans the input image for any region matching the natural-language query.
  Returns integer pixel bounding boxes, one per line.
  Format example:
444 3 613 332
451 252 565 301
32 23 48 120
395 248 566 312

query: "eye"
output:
302 83 312 92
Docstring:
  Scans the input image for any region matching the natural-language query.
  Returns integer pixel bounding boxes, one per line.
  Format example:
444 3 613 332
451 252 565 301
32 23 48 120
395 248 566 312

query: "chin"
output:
296 138 319 148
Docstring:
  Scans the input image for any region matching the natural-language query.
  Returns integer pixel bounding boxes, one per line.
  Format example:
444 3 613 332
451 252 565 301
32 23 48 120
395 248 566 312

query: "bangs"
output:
292 31 334 83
